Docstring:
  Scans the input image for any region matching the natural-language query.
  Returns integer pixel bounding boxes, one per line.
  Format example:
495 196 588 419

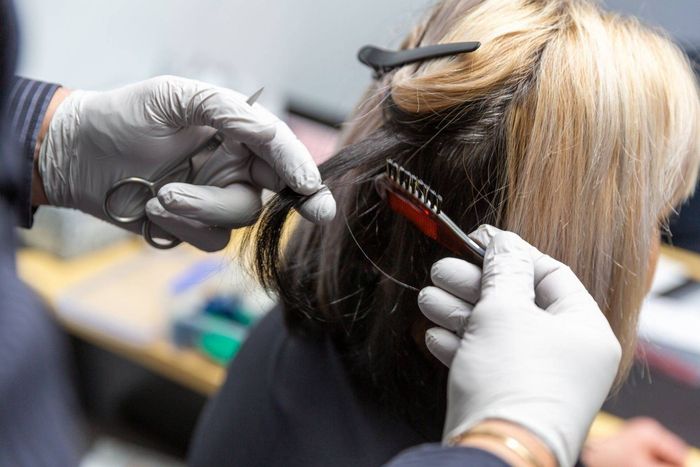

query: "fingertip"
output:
425 327 442 346
417 287 431 307
289 168 323 196
468 224 501 249
428 258 482 304
417 285 447 309
156 183 188 210
297 186 336 224
430 257 461 283
418 286 473 333
145 196 166 217
287 163 323 195
425 327 460 367
417 286 439 315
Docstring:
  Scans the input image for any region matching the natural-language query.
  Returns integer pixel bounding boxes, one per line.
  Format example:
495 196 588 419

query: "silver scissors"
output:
103 87 264 249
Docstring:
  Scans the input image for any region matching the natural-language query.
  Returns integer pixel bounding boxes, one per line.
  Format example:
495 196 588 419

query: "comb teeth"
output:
386 159 443 214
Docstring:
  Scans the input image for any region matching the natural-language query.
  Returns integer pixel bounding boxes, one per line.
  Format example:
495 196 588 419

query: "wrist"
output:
453 420 557 467
32 87 71 206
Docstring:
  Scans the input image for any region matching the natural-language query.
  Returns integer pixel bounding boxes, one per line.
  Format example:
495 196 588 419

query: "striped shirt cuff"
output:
8 78 60 228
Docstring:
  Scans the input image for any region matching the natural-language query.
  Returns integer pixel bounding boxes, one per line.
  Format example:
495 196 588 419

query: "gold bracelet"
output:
451 427 545 467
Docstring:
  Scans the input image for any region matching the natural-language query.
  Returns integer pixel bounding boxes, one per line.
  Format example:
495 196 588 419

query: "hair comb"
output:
358 42 480 78
375 159 485 266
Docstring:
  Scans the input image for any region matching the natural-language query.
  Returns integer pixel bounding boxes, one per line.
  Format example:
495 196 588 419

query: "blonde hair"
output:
340 0 700 381
254 0 700 410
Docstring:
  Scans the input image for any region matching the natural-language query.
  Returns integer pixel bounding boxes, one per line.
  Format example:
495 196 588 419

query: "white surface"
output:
14 0 433 118
648 255 690 296
640 296 700 356
639 255 700 357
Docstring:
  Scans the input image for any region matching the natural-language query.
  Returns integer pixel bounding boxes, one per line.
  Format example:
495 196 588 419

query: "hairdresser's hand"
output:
36 76 335 251
417 225 622 467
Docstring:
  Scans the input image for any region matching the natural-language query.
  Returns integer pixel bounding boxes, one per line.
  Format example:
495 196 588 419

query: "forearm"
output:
31 86 71 206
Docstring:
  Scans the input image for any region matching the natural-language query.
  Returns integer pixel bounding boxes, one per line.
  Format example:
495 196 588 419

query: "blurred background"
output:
15 0 700 120
12 1 700 466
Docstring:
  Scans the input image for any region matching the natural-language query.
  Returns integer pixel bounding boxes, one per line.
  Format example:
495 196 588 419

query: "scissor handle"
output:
142 219 182 250
104 177 157 224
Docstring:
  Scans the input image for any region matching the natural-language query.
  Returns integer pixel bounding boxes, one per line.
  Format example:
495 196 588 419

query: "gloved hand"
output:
39 75 336 251
417 225 622 467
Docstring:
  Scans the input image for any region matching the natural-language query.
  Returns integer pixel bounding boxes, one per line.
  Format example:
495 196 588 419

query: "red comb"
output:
376 159 485 266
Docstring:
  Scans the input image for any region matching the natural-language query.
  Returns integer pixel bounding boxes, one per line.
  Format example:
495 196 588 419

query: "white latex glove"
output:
417 225 622 467
39 75 336 251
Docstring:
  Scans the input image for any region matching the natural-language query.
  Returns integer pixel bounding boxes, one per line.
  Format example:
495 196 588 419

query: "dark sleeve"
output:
384 444 509 467
6 77 59 228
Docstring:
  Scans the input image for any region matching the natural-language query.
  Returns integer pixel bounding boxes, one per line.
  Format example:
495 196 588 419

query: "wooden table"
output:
16 241 700 464
17 239 225 396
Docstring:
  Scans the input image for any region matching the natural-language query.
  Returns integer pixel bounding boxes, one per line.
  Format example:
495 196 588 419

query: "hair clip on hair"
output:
358 42 480 79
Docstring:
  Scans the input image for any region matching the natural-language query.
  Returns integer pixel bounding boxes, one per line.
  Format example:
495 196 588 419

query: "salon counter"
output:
17 238 225 396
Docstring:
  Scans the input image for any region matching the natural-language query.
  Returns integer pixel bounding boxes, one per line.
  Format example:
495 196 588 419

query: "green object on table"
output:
198 332 242 365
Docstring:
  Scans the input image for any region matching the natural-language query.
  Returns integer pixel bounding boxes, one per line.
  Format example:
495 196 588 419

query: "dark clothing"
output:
6 77 59 227
0 2 82 466
0 202 81 466
386 445 509 467
188 309 508 467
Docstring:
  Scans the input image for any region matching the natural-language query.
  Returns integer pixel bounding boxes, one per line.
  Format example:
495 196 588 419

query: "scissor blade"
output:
246 87 264 106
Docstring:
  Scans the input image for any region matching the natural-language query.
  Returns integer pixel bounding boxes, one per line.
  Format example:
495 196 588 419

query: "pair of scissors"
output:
103 87 264 249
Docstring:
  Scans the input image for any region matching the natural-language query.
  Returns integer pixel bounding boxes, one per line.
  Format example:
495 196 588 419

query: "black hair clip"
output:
358 42 480 79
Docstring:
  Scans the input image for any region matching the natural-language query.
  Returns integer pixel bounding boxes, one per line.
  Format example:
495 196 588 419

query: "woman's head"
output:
253 0 700 417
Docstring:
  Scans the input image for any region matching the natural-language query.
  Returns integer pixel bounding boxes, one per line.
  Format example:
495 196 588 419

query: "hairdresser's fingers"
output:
295 186 336 224
156 183 262 228
532 253 599 315
145 198 231 252
425 327 461 367
248 157 286 192
240 114 322 195
191 143 285 193
479 231 535 303
430 258 482 304
418 286 473 334
469 224 595 314
468 224 502 252
243 157 335 223
169 78 322 196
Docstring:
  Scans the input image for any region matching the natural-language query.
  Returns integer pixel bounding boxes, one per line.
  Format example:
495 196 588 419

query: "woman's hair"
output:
251 0 700 426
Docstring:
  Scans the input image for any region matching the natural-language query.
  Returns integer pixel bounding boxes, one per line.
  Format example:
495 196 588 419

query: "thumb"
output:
480 231 536 304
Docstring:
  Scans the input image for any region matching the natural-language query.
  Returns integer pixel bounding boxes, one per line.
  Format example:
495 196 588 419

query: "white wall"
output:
15 1 699 120
605 0 700 45
15 0 432 118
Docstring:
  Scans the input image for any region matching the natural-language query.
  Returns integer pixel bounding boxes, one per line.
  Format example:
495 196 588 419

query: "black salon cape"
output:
188 307 509 467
